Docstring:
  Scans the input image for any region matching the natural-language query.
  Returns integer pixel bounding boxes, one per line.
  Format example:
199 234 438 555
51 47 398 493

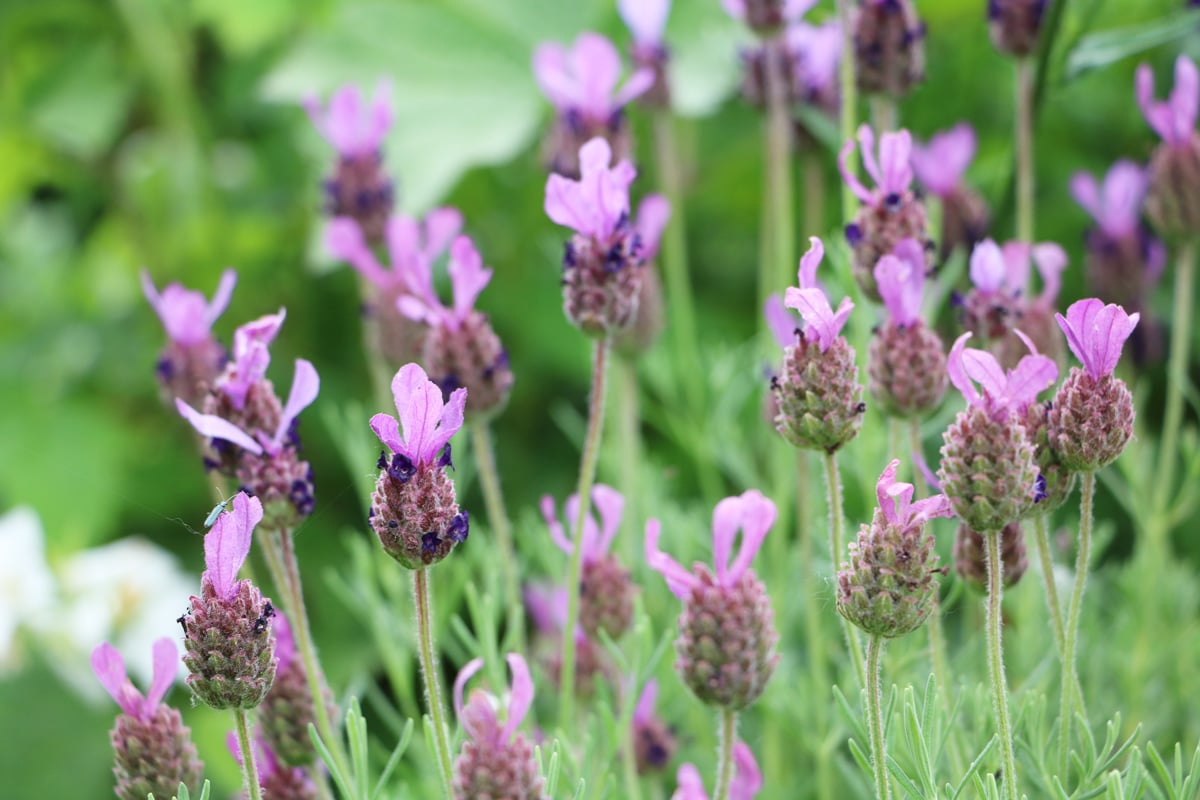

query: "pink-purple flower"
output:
453 653 534 748
910 123 976 198
326 209 463 294
645 490 776 600
722 0 815 24
370 362 466 469
839 125 915 206
786 20 842 103
784 237 854 352
875 238 927 326
671 741 762 800
875 459 954 528
541 484 624 563
947 331 1058 421
545 138 637 244
397 235 492 333
1070 161 1150 239
534 33 654 121
1136 55 1198 147
636 194 672 263
141 270 237 347
202 492 263 601
1056 298 1140 380
968 238 1066 311
304 83 393 158
91 637 178 722
619 0 671 47
764 293 801 349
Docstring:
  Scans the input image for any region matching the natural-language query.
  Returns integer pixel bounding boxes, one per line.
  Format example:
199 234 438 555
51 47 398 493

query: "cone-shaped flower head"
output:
453 654 546 800
534 32 653 176
772 238 866 451
1136 56 1200 234
852 0 925 97
545 137 646 335
840 125 931 300
987 0 1049 57
631 679 677 774
869 240 948 419
617 194 672 354
646 490 779 710
938 333 1053 531
1048 299 1138 470
260 613 325 768
619 0 672 107
837 460 954 638
369 363 470 568
954 520 1028 589
227 730 316 800
305 83 394 242
543 484 634 639
912 124 989 257
723 0 815 34
182 492 277 710
92 638 203 800
142 269 236 407
671 742 763 800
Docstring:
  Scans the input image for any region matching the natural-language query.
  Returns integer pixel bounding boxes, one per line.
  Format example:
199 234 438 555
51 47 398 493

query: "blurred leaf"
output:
666 0 746 118
26 43 135 160
192 0 295 54
1063 10 1200 81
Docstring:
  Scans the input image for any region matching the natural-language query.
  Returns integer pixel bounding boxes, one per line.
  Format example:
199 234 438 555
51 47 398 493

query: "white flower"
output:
0 507 56 674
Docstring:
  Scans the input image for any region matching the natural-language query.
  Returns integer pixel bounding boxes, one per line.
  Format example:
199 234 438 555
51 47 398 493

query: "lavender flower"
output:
368 363 469 569
533 32 653 176
852 0 926 98
226 730 316 800
840 125 932 300
305 83 394 242
631 679 677 774
784 237 854 352
722 0 815 34
142 269 236 407
671 741 763 800
646 490 779 709
911 124 989 256
987 0 1049 57
92 638 203 800
618 0 672 107
453 654 546 799
1136 55 1200 234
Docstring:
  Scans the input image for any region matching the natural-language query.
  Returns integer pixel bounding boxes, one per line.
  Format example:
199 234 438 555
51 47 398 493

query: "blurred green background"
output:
1 0 1197 796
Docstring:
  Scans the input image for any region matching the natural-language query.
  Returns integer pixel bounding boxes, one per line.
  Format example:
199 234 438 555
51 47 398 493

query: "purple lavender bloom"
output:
214 309 287 410
764 293 801 350
786 20 842 108
454 653 534 749
876 458 954 527
534 33 654 121
671 742 763 800
326 209 463 296
1070 161 1150 239
636 194 671 263
1136 55 1198 147
840 124 915 206
1055 299 1140 380
203 492 263 602
947 331 1057 421
910 124 976 199
542 484 624 564
142 270 237 347
630 679 676 773
304 83 392 159
875 238 927 327
783 237 854 353
619 0 671 48
371 363 466 469
545 138 637 245
92 638 177 723
963 237 1067 360
398 235 493 333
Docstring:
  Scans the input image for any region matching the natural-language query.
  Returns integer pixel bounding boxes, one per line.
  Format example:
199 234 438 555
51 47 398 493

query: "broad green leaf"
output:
1064 10 1200 81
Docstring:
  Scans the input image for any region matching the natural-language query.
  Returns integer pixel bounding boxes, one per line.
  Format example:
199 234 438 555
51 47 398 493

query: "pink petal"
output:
396 293 438 326
730 742 764 799
422 207 465 262
369 412 404 456
875 459 902 525
784 0 819 19
453 657 487 739
644 519 696 601
908 493 955 525
947 332 979 406
91 642 140 718
1170 55 1199 143
838 137 873 205
968 239 1005 293
175 398 263 455
1136 63 1173 142
721 0 746 20
636 194 672 262
367 82 393 152
591 484 625 557
1069 171 1102 224
144 637 177 714
797 236 824 289
269 359 320 453
524 583 569 635
710 494 742 585
1005 344 1058 410
233 309 286 364
857 125 883 189
327 217 389 288
875 255 912 325
273 612 296 673
1030 243 1067 306
911 124 975 196
572 33 622 117
448 235 492 325
878 129 914 195
205 269 238 328
614 67 656 109
391 363 442 464
961 346 1008 400
633 679 658 725
140 270 164 320
204 492 262 600
533 43 576 109
618 0 670 45
723 490 776 585
1098 161 1148 237
541 495 574 556
545 173 596 238
673 763 708 799
764 294 798 349
784 286 846 352
424 387 466 465
501 653 533 742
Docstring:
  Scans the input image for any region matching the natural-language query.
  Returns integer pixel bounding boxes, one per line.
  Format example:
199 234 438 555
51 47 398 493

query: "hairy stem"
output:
234 708 264 800
866 636 893 800
761 33 796 326
823 451 866 686
1033 514 1066 656
985 529 1020 800
469 421 523 648
837 0 859 223
414 567 455 799
713 708 739 800
908 418 926 499
1059 472 1095 777
796 450 834 799
1015 58 1035 242
559 338 611 726
615 355 642 563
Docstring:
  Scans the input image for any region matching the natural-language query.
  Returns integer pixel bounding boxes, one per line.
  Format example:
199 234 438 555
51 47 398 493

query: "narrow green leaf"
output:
1064 10 1200 81
371 718 414 800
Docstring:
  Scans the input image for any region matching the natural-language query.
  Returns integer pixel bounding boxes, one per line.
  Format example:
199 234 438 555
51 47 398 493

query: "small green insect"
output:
204 495 233 528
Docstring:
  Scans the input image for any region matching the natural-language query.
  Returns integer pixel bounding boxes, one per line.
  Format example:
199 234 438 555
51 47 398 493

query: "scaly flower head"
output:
91 637 177 723
947 331 1057 421
545 138 637 244
875 238 926 326
141 270 237 347
1070 160 1149 239
304 83 392 158
784 237 854 352
370 363 466 469
534 33 653 121
1136 55 1199 147
1056 298 1140 380
910 123 976 198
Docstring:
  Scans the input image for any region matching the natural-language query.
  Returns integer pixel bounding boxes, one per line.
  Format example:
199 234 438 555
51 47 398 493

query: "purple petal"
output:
573 33 623 118
644 519 696 601
391 363 442 464
533 43 575 109
797 236 824 289
541 495 573 556
962 346 1008 400
91 642 141 718
175 398 263 455
1098 161 1149 237
369 412 404 456
875 254 915 325
674 763 707 799
591 484 625 557
269 359 319 454
1170 55 1199 144
614 67 656 109
273 612 296 673
838 137 873 205
764 294 798 349
1030 243 1067 306
204 492 262 601
1000 241 1033 294
878 129 914 195
562 493 599 558
524 583 569 635
784 286 848 352
910 123 975 196
501 653 533 742
722 490 776 586
424 387 466 465
1136 62 1177 143
422 207 465 262
1069 171 1102 223
144 637 177 714
784 0 819 19
618 0 670 45
453 657 488 739
633 680 658 725
968 239 1005 293
857 125 882 189
946 333 980 406
396 293 437 326
730 742 764 800
545 173 596 238
327 217 389 288
1005 342 1058 411
448 236 491 327
875 459 903 525
635 194 671 263
1060 298 1138 378
908 493 955 525
205 270 238 328
232 309 286 365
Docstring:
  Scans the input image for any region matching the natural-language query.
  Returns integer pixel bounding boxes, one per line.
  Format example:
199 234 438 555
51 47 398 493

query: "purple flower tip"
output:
545 137 637 242
1055 298 1139 379
1069 160 1148 238
784 237 853 351
635 194 671 263
839 124 914 206
141 269 237 347
370 363 467 467
671 741 762 800
947 331 1058 419
453 653 534 746
203 492 264 601
910 123 976 197
875 238 926 325
618 0 671 46
304 82 393 158
1136 55 1199 146
764 294 801 349
533 32 654 119
875 459 955 528
91 637 177 721
542 484 625 562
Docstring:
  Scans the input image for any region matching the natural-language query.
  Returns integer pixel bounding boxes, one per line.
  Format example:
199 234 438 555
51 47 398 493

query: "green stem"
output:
761 32 796 327
837 0 859 223
1015 58 1035 242
866 636 893 800
822 451 866 686
1033 514 1066 656
796 450 833 800
414 567 455 799
908 418 926 499
559 338 611 726
620 711 644 800
234 708 264 800
869 94 897 134
615 355 642 564
801 150 827 236
984 529 1020 800
469 421 523 649
887 417 902 463
1059 472 1095 778
713 708 738 800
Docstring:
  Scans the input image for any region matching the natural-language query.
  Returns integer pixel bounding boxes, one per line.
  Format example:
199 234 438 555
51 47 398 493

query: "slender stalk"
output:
869 95 897 134
1059 472 1095 776
234 708 264 800
865 636 893 800
615 355 642 563
984 529 1020 800
801 150 827 236
559 338 611 726
1151 240 1196 551
822 451 866 685
837 0 859 223
761 33 796 325
713 708 738 800
1015 58 1035 242
620 714 644 800
887 417 902 462
1033 514 1066 655
908 419 926 500
413 567 455 799
469 420 523 648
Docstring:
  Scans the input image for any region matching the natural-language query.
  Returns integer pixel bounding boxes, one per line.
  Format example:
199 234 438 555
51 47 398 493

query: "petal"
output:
541 495 574 555
1068 171 1102 224
367 82 393 152
857 125 882 189
327 218 388 288
453 657 487 739
946 332 979 406
204 492 262 600
911 123 976 195
673 763 708 800
369 413 404 456
591 484 625 557
533 43 575 108
91 642 140 717
874 255 910 324
618 0 670 44
1058 298 1101 371
396 293 438 326
837 137 873 204
1099 160 1148 236
1000 241 1033 293
1170 55 1199 143
424 387 467 464
1005 348 1058 411
144 637 177 714
270 359 320 453
784 286 840 351
961 346 1008 400
502 653 534 742
448 235 492 323
1136 63 1172 142
724 490 776 585
391 363 442 464
545 173 595 237
730 742 764 799
633 679 658 725
878 129 914 195
875 459 902 525
614 67 656 109
205 269 238 328
636 194 672 262
422 207 465 262
273 612 296 673
721 0 746 19
764 294 798 349
572 33 622 117
968 239 1005 293
175 398 263 455
644 519 696 601
908 493 956 525
139 270 163 320
1030 243 1067 305
797 236 824 289
710 494 743 584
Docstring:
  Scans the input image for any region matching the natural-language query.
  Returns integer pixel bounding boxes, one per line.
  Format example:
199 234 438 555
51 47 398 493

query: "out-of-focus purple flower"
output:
541 484 624 563
214 310 287 410
630 678 676 773
875 238 926 326
784 237 854 353
91 638 177 722
454 654 534 748
840 125 915 205
635 194 671 263
326 209 463 295
764 294 801 349
534 33 653 121
370 363 466 468
304 84 392 159
645 490 776 601
1136 55 1198 147
1056 299 1140 380
875 459 954 528
1070 161 1149 239
545 138 637 244
226 730 315 798
947 331 1057 421
910 124 976 198
787 21 842 106
722 0 816 26
619 0 671 46
671 741 763 800
201 493 263 602
141 270 237 347
398 235 492 333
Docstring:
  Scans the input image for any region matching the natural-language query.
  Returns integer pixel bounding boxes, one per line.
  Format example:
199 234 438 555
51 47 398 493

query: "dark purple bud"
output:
421 532 441 554
1032 473 1048 504
447 511 469 544
845 223 863 246
387 453 417 483
377 451 389 470
438 443 454 470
